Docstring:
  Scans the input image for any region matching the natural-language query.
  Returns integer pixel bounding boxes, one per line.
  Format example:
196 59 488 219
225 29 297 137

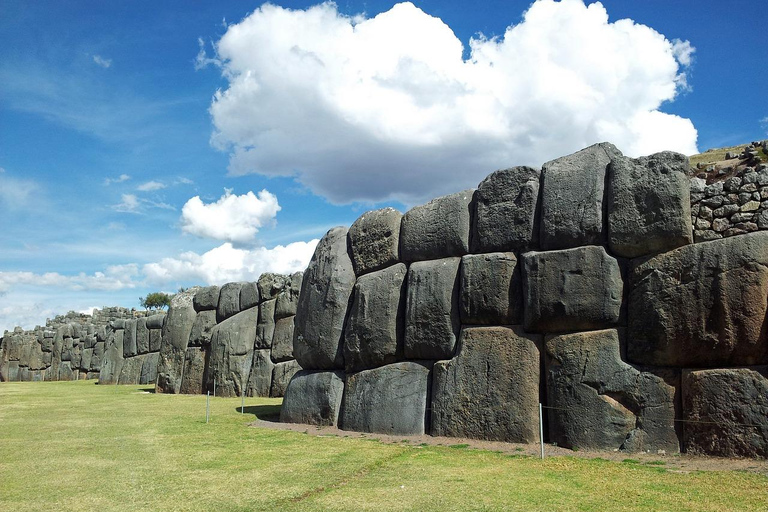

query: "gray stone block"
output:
432 326 541 443
256 299 276 349
348 207 402 275
341 361 432 436
246 349 274 397
239 281 260 311
607 151 693 258
280 370 345 426
294 227 355 370
540 142 622 250
522 246 623 333
275 272 302 319
156 288 198 393
271 316 295 363
99 330 124 385
460 252 522 325
146 314 166 330
472 166 540 253
136 318 149 355
545 329 680 453
404 257 460 360
149 329 162 353
179 346 208 395
119 354 144 385
140 353 159 385
628 231 768 367
217 282 244 322
188 310 217 347
207 306 259 397
400 189 473 262
193 286 220 312
123 319 138 358
343 263 406 372
258 273 287 302
270 360 302 398
682 368 768 458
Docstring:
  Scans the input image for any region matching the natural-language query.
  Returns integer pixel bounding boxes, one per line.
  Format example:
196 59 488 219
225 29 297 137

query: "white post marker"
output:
539 403 545 460
213 379 216 398
206 391 210 424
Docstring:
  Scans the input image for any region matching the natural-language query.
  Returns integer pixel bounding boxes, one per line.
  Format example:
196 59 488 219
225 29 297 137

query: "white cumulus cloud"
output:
104 173 130 186
137 180 166 191
207 0 698 204
180 189 281 243
142 240 318 286
0 264 140 295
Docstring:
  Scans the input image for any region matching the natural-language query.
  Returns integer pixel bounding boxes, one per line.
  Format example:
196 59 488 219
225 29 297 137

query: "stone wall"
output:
281 142 768 458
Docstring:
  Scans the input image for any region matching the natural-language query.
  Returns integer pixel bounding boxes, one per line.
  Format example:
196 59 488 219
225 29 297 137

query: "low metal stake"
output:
539 403 545 460
206 391 210 424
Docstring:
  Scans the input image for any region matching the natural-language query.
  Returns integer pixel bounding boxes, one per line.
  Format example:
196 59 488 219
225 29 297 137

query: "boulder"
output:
400 189 473 262
179 346 209 395
432 326 542 443
149 329 162 353
146 314 166 330
294 227 355 370
270 360 302 398
347 207 402 275
255 299 276 349
207 306 258 397
58 361 77 381
522 246 623 333
682 368 768 458
80 348 93 372
99 330 124 385
607 151 693 258
188 310 217 347
136 318 150 355
343 263 407 372
471 166 540 253
193 285 220 312
140 353 159 385
258 273 287 302
341 361 432 435
545 329 680 453
90 342 104 371
217 282 244 322
123 319 138 358
246 349 274 397
270 316 295 363
628 231 768 367
460 252 522 325
275 272 303 319
119 354 144 385
280 370 345 426
156 288 198 393
404 257 460 360
540 142 621 250
239 281 260 311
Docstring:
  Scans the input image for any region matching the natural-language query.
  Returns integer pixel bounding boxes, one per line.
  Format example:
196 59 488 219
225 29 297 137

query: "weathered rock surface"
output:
217 282 244 322
682 368 768 458
404 258 460 360
270 316 295 363
270 360 302 398
341 361 432 435
207 306 259 397
258 273 287 302
99 330 124 385
400 190 473 262
432 326 541 442
628 231 768 367
180 346 209 394
136 318 150 355
246 349 274 397
607 152 693 258
119 354 144 385
193 286 220 312
156 288 198 394
545 329 680 452
460 252 522 325
255 299 276 349
522 246 623 333
343 263 406 372
146 314 166 330
294 227 355 370
472 166 540 253
540 143 621 250
280 370 345 426
188 310 217 347
140 353 159 385
149 329 162 353
239 282 260 311
347 207 402 275
123 319 138 358
275 272 302 319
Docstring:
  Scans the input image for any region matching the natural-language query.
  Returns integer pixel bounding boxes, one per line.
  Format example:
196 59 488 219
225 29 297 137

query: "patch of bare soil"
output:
250 419 768 475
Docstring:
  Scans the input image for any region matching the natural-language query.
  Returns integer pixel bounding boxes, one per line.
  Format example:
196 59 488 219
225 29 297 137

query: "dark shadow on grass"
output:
236 404 282 422
138 388 156 393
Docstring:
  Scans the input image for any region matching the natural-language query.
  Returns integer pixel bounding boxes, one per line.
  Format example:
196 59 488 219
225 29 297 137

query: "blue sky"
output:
1 0 766 332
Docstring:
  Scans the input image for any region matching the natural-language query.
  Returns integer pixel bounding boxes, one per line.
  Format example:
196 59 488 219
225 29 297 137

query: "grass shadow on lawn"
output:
237 404 281 422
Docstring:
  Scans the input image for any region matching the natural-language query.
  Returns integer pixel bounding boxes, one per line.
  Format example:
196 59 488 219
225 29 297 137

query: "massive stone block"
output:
239 281 260 311
207 306 258 397
90 341 104 371
432 326 541 443
607 152 693 258
149 329 162 353
270 316 295 363
255 299 276 349
58 361 77 381
682 368 768 458
258 273 287 302
460 252 522 325
146 314 166 330
275 272 302 319
404 258 460 360
136 318 150 355
246 349 274 397
348 207 402 276
343 263 406 372
540 142 621 250
341 362 432 436
628 231 768 367
188 310 217 347
119 354 144 385
472 166 540 253
270 360 302 398
80 348 93 372
280 370 345 426
179 346 208 395
522 246 623 333
294 227 355 370
193 285 220 312
400 190 473 262
217 282 244 322
140 353 159 385
545 329 680 453
99 330 124 385
156 288 198 394
123 319 138 358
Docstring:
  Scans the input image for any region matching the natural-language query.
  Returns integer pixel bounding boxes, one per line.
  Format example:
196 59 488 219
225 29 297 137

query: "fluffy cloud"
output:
113 193 141 213
208 0 698 204
0 264 141 294
142 240 318 285
104 173 130 186
180 189 280 243
137 180 166 191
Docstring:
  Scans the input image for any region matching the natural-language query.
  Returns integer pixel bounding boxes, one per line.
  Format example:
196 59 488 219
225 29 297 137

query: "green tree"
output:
139 292 172 310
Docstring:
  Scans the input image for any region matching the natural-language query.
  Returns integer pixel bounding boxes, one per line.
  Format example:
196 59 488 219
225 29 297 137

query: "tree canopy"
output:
139 292 172 310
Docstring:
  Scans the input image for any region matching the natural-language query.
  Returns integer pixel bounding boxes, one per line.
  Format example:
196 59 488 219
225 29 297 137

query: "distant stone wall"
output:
281 143 768 458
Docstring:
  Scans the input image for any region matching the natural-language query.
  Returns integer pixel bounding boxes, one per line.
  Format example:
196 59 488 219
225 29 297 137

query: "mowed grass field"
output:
1 381 766 512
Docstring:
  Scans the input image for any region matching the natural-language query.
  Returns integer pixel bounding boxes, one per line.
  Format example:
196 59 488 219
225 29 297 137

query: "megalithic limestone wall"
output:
281 143 768 457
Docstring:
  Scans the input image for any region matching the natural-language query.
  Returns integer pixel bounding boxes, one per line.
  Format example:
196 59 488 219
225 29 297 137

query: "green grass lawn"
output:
1 381 766 512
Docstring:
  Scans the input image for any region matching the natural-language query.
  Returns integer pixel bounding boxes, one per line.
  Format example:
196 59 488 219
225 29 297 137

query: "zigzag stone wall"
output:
281 143 768 458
